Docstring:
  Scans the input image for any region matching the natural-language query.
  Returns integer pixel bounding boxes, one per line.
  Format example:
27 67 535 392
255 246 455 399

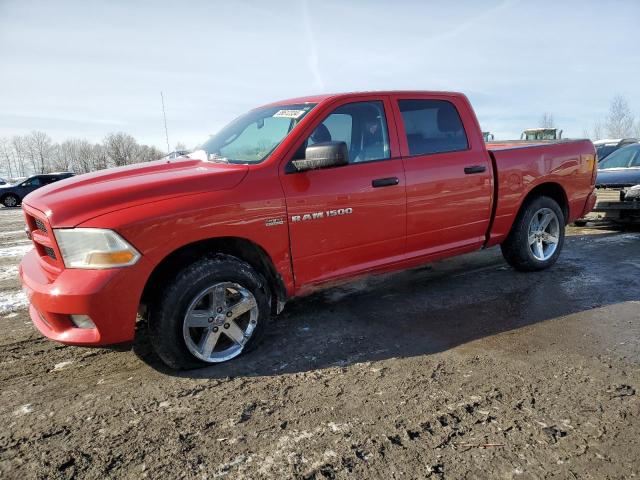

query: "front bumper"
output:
19 249 151 346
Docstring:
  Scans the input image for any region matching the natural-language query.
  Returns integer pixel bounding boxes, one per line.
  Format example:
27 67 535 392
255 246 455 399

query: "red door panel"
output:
391 94 493 257
279 96 406 288
282 159 406 286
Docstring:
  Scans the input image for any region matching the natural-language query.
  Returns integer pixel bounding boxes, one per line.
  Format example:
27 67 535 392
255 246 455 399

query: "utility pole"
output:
160 91 170 154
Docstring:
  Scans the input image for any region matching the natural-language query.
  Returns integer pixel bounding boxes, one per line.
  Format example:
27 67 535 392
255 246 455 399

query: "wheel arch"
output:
520 182 569 222
140 236 288 316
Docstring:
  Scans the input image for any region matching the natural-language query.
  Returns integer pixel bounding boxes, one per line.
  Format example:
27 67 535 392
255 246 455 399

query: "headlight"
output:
54 228 140 269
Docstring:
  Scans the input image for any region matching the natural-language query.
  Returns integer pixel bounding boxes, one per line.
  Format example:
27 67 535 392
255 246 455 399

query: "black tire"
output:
148 254 270 369
500 195 565 272
2 194 20 208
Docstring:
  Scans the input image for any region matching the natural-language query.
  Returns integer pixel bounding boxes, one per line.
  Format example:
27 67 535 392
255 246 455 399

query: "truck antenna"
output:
160 91 170 154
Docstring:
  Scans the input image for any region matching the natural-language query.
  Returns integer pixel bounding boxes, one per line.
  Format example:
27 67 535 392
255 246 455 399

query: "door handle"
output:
464 165 486 174
372 177 400 188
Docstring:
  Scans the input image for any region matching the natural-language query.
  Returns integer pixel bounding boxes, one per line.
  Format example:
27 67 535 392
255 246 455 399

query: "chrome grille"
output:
34 218 48 233
43 246 56 260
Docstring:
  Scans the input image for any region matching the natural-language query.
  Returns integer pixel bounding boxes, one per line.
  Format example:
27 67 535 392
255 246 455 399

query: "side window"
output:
296 101 390 164
397 99 469 156
22 177 41 187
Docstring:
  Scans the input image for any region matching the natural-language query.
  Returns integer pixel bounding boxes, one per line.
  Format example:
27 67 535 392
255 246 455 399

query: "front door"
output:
17 176 43 198
280 97 406 287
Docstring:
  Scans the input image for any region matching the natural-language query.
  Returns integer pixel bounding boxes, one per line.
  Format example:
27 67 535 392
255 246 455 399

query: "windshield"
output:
524 130 557 140
199 103 316 164
596 144 618 161
598 145 640 169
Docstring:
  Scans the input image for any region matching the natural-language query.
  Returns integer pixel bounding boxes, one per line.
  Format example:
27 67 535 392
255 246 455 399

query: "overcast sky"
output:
0 0 638 149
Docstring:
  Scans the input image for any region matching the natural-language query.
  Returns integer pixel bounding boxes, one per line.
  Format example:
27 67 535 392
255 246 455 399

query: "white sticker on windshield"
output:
273 109 306 119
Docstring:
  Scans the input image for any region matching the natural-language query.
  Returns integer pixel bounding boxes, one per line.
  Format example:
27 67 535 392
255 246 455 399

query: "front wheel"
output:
2 194 19 208
501 196 565 271
148 255 270 369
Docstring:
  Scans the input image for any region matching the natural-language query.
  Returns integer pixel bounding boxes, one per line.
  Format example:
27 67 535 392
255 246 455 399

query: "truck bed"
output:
485 139 597 247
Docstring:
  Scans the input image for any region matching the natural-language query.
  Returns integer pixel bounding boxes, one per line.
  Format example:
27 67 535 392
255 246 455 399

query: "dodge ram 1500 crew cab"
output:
19 91 597 369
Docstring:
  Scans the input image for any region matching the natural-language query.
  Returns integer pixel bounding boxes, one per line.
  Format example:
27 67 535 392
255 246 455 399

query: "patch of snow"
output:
0 290 27 314
590 233 639 244
0 230 27 237
14 404 33 416
53 360 74 371
561 271 604 297
0 244 32 258
0 265 19 281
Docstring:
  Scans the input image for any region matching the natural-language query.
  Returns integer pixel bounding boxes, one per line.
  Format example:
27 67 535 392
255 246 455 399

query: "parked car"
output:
20 91 596 369
590 143 640 223
593 138 638 162
521 128 563 141
0 172 74 207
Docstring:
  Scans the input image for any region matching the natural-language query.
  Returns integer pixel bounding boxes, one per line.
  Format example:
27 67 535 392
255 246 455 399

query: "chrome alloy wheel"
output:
4 196 17 207
182 282 258 363
528 207 560 261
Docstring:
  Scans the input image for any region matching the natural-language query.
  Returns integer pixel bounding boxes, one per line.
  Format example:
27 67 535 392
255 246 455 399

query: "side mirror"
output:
292 141 348 172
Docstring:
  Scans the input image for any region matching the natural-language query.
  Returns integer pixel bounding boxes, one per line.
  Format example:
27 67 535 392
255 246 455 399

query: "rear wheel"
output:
501 196 565 271
2 194 19 207
148 255 269 369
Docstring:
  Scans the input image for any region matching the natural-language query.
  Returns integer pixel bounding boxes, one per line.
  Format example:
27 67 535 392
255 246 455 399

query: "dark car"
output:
591 143 640 222
594 138 638 162
0 172 74 207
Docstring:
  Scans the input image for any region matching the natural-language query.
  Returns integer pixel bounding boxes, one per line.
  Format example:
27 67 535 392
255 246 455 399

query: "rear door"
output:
391 94 493 257
280 96 406 287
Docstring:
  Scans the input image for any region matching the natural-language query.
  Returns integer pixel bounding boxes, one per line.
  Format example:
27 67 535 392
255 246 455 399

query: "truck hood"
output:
596 167 640 188
24 158 249 227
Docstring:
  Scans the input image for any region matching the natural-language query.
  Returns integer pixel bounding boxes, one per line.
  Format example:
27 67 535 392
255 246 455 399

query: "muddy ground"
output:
0 206 639 479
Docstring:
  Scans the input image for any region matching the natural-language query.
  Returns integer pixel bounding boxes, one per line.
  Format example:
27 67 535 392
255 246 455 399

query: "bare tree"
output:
174 141 187 151
25 131 53 174
104 132 137 167
605 95 635 138
91 143 109 171
0 138 16 178
49 143 71 172
539 112 555 128
0 131 168 178
11 136 28 177
135 144 164 163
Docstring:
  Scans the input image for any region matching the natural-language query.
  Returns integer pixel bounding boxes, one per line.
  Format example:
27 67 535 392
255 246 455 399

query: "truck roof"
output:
263 90 464 107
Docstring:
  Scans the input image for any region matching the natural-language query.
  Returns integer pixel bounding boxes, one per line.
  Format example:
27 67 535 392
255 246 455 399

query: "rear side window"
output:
397 99 468 156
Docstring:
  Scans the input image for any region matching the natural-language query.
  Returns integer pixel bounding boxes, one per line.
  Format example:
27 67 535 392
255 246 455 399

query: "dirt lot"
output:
0 206 639 479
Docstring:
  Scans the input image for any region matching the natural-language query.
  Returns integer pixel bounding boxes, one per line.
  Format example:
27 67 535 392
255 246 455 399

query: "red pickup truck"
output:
19 91 597 369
